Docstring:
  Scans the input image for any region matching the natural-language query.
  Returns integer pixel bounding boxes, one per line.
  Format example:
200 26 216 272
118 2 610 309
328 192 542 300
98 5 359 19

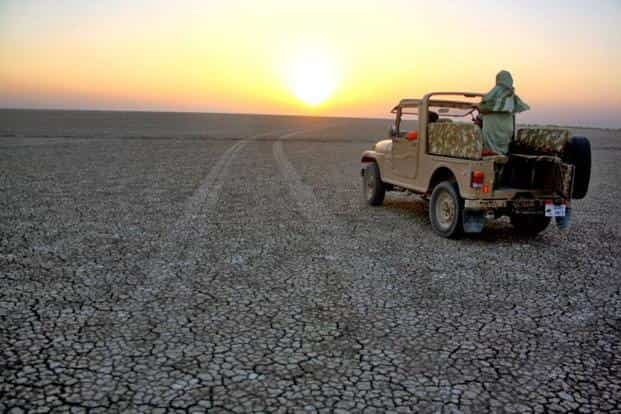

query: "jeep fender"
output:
427 166 459 196
361 150 378 177
361 150 377 164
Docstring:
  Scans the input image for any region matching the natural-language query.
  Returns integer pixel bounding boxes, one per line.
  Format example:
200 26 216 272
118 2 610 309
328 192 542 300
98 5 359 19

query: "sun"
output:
286 50 339 106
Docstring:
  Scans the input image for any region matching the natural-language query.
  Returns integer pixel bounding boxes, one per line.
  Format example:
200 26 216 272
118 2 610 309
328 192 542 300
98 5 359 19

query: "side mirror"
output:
389 125 398 138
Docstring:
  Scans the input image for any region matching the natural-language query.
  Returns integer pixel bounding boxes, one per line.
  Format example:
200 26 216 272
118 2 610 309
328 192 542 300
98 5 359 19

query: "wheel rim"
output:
365 170 375 201
435 190 456 231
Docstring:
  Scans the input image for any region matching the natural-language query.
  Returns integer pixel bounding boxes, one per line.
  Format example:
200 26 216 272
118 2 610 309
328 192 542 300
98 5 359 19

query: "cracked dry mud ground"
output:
1 112 620 413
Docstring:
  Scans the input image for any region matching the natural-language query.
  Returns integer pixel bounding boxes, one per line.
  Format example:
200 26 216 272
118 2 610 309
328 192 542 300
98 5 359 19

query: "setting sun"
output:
1 1 620 126
285 50 339 106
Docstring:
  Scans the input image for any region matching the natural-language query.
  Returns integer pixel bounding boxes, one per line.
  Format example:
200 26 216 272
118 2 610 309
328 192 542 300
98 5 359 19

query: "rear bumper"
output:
462 196 572 233
465 197 570 213
464 199 508 209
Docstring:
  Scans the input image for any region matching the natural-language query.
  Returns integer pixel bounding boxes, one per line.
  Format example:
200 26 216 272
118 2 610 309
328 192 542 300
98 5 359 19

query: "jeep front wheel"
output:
429 182 463 238
362 162 385 206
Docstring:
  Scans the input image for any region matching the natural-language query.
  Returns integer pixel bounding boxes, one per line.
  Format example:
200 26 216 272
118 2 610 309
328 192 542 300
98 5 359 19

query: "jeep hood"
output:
373 139 392 154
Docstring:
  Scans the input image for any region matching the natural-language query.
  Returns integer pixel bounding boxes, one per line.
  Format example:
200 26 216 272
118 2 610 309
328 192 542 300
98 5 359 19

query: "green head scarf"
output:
480 70 530 113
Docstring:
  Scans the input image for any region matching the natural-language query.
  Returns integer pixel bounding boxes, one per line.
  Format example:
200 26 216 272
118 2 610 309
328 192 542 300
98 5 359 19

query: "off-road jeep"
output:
361 92 591 238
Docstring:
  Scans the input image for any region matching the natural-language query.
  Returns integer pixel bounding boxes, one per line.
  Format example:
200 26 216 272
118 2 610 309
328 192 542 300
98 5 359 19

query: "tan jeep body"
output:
361 92 583 237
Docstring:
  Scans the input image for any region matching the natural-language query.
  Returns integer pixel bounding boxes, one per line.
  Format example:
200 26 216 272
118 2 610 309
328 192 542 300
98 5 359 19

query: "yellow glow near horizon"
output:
0 1 620 127
285 50 339 106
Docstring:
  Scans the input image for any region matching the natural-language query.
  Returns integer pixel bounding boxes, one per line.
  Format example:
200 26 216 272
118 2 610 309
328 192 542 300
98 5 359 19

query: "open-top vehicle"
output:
361 92 591 238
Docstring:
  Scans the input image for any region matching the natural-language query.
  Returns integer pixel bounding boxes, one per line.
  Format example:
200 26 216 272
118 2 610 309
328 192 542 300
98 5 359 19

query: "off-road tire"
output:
510 214 551 236
564 136 591 199
363 162 385 206
429 181 463 238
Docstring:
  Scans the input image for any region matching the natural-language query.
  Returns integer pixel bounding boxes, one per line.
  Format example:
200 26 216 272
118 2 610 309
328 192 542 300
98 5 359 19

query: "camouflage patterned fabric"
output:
428 123 483 160
515 128 570 154
560 163 575 199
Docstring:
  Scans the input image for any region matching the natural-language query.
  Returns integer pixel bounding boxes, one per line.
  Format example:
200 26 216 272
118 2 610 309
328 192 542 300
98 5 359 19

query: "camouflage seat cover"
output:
428 123 483 160
514 128 570 155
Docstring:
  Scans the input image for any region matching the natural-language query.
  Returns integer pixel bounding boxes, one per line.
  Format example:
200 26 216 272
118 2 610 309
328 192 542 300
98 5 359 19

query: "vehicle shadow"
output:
382 196 429 223
381 195 554 244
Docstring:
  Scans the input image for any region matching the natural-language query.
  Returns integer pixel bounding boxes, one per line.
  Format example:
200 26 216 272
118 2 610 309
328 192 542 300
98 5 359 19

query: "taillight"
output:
471 171 484 189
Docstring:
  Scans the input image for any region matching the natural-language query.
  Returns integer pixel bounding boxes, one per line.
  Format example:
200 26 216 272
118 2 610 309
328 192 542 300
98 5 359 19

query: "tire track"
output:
107 126 345 405
270 137 440 404
272 139 400 317
130 125 335 308
133 129 297 305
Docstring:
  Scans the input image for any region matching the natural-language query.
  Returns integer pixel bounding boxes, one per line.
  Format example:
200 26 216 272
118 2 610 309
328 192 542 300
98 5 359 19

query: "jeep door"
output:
391 110 418 179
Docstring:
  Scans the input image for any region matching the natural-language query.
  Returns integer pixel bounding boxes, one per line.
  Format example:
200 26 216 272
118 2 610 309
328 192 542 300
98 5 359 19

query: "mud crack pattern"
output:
1 113 620 413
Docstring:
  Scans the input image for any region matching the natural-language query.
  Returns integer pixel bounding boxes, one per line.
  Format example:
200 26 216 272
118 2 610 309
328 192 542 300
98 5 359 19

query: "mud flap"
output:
462 210 486 233
555 207 572 230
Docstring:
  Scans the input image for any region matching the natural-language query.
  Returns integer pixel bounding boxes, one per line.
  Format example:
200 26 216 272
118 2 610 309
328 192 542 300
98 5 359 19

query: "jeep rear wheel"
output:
429 182 463 238
363 162 385 206
510 214 551 236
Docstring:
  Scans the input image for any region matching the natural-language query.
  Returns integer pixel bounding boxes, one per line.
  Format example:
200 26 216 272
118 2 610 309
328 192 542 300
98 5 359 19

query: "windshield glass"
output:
400 112 418 133
429 105 475 119
428 94 481 121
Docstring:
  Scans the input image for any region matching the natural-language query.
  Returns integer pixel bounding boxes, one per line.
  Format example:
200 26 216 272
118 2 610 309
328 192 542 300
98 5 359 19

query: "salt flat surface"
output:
1 110 620 412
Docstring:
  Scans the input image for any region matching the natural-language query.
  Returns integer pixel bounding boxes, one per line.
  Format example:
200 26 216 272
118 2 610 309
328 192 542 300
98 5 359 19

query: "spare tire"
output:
564 136 591 199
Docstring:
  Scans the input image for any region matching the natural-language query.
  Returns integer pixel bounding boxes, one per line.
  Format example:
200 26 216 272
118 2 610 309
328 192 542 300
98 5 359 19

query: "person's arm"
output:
478 99 494 114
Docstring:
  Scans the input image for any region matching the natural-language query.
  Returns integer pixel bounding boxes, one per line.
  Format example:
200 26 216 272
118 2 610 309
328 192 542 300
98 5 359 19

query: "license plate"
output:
545 203 566 217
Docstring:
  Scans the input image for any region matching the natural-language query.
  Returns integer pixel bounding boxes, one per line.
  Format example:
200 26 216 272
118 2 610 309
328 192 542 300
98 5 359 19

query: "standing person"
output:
479 70 530 155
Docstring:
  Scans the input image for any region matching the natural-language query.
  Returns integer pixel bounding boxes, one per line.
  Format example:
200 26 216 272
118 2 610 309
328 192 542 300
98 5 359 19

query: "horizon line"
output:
1 106 618 131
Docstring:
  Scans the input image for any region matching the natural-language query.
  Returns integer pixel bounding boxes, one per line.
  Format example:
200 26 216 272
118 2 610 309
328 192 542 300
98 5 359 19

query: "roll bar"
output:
392 92 485 113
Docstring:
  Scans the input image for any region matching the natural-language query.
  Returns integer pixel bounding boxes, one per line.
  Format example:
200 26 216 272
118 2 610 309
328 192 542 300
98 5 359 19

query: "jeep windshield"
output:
394 94 483 122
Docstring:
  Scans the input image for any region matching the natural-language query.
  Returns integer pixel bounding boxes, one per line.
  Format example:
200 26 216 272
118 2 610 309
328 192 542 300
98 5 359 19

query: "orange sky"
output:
1 0 620 127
